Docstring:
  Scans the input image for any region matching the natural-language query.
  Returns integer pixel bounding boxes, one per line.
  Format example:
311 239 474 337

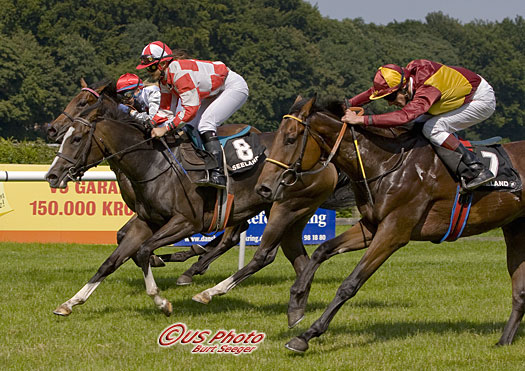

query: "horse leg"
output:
177 223 246 286
116 214 137 245
288 220 374 328
285 221 406 353
192 208 306 304
53 217 153 316
498 218 525 345
156 231 227 265
280 219 310 276
135 218 200 316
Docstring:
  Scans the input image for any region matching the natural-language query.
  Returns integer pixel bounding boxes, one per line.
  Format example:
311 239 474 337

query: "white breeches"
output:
422 77 496 145
186 71 249 134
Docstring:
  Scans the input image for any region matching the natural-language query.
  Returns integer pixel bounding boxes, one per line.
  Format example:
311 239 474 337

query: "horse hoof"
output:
53 304 72 316
150 255 166 268
288 309 305 328
176 274 193 286
161 301 173 317
192 291 211 304
285 337 308 353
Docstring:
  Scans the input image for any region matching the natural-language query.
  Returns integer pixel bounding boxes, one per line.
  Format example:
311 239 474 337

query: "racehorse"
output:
255 96 525 352
46 79 261 285
45 93 339 316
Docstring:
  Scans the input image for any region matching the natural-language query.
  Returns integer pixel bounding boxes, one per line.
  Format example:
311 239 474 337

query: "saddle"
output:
171 125 266 180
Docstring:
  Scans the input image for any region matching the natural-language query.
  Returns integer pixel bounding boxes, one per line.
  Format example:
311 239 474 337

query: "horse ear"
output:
80 78 88 88
294 95 303 104
300 96 316 117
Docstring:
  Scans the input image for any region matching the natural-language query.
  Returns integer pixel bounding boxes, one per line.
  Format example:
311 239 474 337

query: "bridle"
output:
265 110 357 187
56 117 102 181
60 87 101 123
56 114 159 183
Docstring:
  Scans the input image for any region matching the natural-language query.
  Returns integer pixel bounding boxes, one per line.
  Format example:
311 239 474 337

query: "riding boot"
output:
432 142 495 191
455 143 495 190
196 131 227 189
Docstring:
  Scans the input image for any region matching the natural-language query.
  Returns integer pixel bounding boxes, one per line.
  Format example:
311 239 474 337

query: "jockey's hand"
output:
341 109 365 125
151 126 169 138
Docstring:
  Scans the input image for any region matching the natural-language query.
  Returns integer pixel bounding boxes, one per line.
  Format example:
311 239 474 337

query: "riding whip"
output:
344 98 375 207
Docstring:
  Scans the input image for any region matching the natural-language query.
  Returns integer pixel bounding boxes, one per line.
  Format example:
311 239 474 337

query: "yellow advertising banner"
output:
0 182 14 216
0 164 133 244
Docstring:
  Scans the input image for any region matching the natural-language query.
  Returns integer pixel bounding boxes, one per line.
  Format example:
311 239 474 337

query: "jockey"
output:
116 73 161 125
342 60 496 191
136 41 250 189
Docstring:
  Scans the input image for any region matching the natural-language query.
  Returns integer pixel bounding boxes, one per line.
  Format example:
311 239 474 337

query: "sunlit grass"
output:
1 230 524 370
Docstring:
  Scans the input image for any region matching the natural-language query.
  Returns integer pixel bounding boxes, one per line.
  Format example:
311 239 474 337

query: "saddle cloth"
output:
176 126 266 176
461 139 522 192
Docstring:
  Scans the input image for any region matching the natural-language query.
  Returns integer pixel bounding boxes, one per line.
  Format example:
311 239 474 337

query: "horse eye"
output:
285 136 296 145
72 135 82 144
78 99 88 106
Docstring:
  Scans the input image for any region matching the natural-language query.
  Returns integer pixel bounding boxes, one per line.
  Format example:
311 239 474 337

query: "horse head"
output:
47 78 116 142
45 96 124 188
256 96 324 201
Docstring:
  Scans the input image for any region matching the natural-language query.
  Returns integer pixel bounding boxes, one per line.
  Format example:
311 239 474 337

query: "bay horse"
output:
45 94 339 316
255 96 525 352
46 79 263 285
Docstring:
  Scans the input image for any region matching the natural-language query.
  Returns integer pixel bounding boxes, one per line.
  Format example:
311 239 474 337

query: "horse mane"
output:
90 78 118 98
291 97 421 141
80 95 150 134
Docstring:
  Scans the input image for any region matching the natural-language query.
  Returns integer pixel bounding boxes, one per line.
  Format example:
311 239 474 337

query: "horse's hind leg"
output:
53 217 153 316
499 218 525 345
288 220 374 328
176 224 245 285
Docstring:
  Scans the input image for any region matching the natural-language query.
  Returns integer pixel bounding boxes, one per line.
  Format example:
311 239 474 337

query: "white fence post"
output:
238 231 247 270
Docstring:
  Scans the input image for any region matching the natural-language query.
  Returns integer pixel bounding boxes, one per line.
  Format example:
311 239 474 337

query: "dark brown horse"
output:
255 96 525 352
46 79 261 285
45 94 339 316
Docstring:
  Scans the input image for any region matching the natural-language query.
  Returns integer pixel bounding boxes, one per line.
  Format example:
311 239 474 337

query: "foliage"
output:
0 137 57 163
0 1 523 142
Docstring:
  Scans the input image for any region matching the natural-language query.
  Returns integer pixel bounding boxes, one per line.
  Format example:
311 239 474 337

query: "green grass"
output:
1 229 524 370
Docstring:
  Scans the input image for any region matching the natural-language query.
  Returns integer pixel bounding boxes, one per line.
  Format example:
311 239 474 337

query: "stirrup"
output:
460 169 495 191
195 170 226 189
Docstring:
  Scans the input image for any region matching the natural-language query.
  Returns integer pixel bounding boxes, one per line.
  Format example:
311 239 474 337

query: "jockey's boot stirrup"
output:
196 131 226 189
456 143 495 191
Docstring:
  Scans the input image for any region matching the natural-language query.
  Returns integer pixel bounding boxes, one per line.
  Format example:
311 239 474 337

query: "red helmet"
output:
116 73 143 93
369 64 408 100
136 41 173 70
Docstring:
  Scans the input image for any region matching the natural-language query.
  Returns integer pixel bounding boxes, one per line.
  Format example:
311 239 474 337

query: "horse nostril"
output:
256 184 273 200
46 173 58 184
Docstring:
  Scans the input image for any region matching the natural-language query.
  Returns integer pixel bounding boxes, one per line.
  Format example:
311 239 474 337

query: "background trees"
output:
0 0 523 141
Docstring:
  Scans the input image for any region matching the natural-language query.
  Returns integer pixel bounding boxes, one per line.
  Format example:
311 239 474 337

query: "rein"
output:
60 117 157 181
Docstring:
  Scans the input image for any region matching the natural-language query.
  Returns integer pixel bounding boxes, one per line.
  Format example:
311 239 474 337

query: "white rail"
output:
0 171 116 182
1 169 247 270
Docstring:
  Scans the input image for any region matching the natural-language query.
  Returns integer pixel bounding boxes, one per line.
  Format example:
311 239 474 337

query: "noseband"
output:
265 113 348 187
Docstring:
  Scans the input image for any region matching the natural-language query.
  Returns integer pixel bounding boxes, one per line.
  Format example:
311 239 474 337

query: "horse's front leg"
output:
192 206 302 304
285 218 409 353
53 217 153 316
177 223 247 285
135 217 200 316
288 220 374 327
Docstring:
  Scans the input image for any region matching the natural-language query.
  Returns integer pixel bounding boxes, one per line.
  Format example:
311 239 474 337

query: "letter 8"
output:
232 138 254 161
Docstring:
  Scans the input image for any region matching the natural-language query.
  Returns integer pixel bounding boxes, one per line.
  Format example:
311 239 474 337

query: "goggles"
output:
140 55 157 65
146 63 159 72
117 89 137 102
384 91 398 102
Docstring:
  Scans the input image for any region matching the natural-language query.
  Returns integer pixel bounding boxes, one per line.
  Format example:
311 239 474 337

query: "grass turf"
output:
1 228 524 370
